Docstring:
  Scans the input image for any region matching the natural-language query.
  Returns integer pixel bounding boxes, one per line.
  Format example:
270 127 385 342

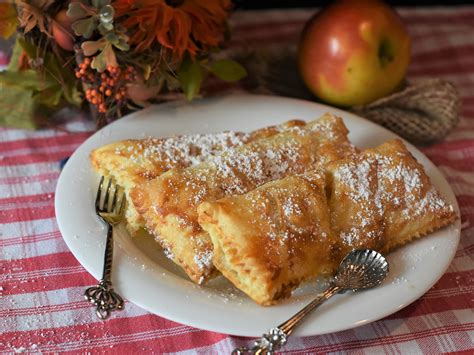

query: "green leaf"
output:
0 70 44 89
93 0 111 8
208 59 247 82
17 38 81 107
143 65 151 81
72 17 96 38
113 37 129 51
34 84 63 107
67 2 88 19
98 22 113 35
63 85 82 106
7 38 25 72
178 59 203 101
0 71 41 129
104 32 118 44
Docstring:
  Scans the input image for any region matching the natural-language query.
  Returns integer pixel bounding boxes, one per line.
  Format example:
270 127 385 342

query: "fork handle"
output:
101 224 114 282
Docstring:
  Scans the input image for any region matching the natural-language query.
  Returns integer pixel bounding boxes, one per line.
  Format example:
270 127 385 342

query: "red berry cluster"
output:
75 58 137 114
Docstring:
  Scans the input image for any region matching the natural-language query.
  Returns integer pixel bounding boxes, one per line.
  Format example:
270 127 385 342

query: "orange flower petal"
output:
113 0 230 60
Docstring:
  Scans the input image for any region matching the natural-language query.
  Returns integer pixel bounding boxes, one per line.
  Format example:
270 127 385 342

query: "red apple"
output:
298 0 410 107
52 9 75 51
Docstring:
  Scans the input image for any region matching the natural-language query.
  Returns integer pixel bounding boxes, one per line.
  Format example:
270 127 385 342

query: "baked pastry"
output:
90 120 305 234
326 139 457 258
198 171 337 305
198 139 456 304
131 113 356 284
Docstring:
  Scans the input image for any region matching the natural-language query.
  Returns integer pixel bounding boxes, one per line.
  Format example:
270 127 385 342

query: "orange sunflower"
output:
113 0 232 61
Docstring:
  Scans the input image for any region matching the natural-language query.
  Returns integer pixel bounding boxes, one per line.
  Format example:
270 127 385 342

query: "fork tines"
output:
95 176 125 217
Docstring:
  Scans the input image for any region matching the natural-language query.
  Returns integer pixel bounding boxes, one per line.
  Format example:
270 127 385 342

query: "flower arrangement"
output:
0 0 246 128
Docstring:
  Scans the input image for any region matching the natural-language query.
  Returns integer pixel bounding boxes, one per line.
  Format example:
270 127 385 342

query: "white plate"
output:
55 94 461 337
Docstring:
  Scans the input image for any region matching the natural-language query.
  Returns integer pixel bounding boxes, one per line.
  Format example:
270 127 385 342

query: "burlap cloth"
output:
238 47 460 145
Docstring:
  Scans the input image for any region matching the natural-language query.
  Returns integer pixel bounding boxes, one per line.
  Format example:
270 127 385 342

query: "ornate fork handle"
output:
232 285 341 355
84 224 124 319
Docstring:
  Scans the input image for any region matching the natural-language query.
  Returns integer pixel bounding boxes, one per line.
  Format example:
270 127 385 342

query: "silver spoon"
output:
233 249 389 355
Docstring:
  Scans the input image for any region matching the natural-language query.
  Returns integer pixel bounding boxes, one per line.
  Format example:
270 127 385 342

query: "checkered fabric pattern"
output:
1 7 473 354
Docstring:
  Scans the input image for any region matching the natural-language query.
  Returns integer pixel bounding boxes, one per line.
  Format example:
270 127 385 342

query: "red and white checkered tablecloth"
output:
1 6 473 354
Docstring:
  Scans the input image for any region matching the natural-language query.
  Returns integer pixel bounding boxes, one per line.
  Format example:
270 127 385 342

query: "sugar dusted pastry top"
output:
198 139 457 305
89 119 306 233
133 113 356 229
327 139 456 257
130 113 356 284
198 171 336 305
90 120 306 183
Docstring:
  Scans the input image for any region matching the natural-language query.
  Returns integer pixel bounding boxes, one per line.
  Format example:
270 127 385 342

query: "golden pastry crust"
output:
198 139 456 305
198 171 337 305
327 139 457 259
131 113 356 284
90 120 306 234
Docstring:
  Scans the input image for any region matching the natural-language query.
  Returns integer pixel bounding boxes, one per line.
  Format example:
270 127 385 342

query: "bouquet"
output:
0 0 246 128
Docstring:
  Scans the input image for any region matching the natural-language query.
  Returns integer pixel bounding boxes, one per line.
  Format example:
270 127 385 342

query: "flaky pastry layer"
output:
90 120 305 234
197 139 456 305
198 171 336 305
131 113 356 284
326 139 457 259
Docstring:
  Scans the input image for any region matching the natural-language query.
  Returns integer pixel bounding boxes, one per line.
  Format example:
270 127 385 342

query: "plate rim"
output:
55 93 461 337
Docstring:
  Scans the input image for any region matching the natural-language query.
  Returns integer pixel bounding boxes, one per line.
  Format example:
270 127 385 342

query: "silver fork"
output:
84 176 125 320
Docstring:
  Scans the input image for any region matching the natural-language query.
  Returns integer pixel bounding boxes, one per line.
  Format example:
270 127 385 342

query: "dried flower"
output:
16 0 55 35
113 0 232 60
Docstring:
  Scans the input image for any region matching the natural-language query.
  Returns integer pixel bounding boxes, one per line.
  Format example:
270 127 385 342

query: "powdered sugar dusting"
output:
282 197 302 216
115 131 250 170
333 144 454 247
408 187 452 217
209 139 303 194
194 250 213 272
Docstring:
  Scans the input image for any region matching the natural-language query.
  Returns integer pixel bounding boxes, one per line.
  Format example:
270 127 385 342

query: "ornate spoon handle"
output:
84 224 124 319
232 284 341 355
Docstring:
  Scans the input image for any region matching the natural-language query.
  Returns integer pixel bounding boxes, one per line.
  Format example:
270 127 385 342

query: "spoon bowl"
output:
233 249 389 354
335 249 390 291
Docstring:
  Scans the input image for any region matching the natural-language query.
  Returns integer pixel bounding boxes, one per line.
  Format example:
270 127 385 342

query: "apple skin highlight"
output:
298 0 411 107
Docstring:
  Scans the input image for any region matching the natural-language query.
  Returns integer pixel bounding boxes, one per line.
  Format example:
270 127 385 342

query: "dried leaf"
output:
16 0 55 36
72 17 97 39
91 44 117 72
91 50 106 72
103 43 118 67
67 2 88 20
0 3 18 39
82 39 105 56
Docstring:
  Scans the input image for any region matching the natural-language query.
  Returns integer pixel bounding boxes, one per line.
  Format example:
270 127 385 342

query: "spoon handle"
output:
278 284 341 335
232 284 341 355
